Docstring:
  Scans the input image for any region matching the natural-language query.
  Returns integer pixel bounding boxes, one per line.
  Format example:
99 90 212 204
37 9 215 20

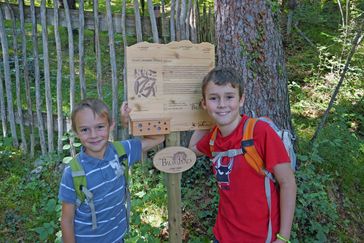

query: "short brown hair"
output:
201 67 243 99
71 98 111 132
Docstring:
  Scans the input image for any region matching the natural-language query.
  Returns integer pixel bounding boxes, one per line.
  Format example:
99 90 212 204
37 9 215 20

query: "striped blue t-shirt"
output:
58 139 141 242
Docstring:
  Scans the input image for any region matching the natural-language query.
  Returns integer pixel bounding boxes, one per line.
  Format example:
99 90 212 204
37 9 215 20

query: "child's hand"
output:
120 101 131 128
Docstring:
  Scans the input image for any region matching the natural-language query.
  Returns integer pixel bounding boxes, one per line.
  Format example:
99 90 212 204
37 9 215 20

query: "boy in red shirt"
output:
189 67 296 243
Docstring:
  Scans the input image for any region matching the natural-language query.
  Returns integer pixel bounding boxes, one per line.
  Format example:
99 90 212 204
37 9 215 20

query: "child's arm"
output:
189 129 209 156
61 202 76 243
120 101 131 128
120 101 165 151
272 163 297 243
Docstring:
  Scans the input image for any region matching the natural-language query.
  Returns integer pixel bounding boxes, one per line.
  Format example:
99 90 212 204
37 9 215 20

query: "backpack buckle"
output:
241 139 254 153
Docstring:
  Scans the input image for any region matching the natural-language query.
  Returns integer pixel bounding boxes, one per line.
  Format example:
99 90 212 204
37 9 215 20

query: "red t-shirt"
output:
196 115 290 243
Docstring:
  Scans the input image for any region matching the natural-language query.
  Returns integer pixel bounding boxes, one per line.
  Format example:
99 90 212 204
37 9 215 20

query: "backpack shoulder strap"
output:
242 118 265 175
209 126 219 154
111 141 128 181
69 155 86 205
111 141 131 233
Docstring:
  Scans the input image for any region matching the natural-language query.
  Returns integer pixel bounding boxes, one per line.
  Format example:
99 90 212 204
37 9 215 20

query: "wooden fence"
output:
0 0 214 157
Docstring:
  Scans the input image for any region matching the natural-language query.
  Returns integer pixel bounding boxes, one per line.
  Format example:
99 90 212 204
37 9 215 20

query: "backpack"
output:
209 116 296 243
69 141 130 230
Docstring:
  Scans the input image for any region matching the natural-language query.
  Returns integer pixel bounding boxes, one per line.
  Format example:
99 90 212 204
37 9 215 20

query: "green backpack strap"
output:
69 155 98 229
111 141 131 232
69 155 86 205
112 141 128 181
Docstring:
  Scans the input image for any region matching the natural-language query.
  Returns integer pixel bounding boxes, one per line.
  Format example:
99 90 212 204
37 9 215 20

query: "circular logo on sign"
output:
153 146 197 173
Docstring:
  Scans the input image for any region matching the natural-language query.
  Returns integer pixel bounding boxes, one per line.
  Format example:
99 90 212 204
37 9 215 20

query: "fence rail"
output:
0 2 161 36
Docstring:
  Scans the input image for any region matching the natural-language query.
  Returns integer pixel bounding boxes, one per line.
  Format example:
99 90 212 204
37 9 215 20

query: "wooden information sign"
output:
126 40 215 136
153 146 196 173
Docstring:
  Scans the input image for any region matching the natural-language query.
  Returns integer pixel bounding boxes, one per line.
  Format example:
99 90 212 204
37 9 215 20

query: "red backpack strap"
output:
242 118 265 175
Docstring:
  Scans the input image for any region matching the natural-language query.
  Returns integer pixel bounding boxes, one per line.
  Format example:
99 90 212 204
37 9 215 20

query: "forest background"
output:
0 0 363 242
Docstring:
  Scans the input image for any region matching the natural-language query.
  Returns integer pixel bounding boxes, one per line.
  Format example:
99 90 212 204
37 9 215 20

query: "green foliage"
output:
181 156 218 239
0 143 62 241
293 144 340 242
125 159 168 242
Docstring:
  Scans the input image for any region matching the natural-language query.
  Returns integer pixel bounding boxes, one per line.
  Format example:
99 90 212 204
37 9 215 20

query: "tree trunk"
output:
215 0 293 131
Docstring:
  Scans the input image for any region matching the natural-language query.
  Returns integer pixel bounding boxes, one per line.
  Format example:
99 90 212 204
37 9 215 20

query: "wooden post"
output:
93 0 103 99
0 7 18 147
8 2 27 152
19 0 35 157
41 0 54 153
53 0 64 154
78 0 86 99
147 0 159 43
133 0 143 42
105 0 118 140
165 132 182 243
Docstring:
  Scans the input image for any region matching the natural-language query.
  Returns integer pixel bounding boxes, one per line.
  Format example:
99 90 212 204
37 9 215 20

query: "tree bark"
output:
215 0 293 131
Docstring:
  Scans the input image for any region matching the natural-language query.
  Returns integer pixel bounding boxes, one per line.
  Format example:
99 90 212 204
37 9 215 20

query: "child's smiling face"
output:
74 107 114 159
202 81 244 136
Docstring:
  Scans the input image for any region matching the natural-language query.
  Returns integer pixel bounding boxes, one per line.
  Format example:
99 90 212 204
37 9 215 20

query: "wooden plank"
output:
30 0 47 154
41 0 54 153
19 0 35 157
53 0 64 154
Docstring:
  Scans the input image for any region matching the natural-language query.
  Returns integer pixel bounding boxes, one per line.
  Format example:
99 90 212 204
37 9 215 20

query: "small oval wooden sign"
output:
153 146 197 173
